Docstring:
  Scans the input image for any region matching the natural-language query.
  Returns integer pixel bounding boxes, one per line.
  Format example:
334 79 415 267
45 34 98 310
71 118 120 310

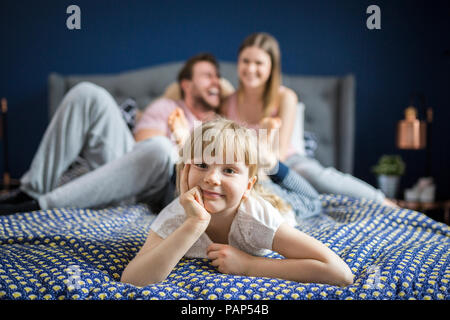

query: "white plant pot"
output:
377 175 400 199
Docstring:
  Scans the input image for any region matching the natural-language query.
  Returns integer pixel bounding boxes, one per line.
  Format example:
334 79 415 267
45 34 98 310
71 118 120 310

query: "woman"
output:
222 32 391 205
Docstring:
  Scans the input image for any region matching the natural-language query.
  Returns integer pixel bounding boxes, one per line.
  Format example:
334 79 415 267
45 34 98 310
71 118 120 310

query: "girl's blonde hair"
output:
237 32 282 117
175 118 291 214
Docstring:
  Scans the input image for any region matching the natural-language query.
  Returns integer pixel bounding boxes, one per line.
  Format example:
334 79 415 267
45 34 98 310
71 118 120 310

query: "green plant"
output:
372 155 405 176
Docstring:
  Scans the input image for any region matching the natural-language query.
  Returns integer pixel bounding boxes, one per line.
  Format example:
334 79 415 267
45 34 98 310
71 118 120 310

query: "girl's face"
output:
238 46 272 90
187 161 256 215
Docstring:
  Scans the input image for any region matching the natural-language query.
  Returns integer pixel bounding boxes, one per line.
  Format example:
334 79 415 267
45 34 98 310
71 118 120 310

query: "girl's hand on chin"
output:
179 164 211 224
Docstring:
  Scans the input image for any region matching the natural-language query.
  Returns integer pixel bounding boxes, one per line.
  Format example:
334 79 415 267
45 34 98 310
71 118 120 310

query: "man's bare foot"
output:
258 117 281 174
168 107 190 147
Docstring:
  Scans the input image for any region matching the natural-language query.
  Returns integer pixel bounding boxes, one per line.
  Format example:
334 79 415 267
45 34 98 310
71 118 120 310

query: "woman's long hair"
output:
237 32 282 117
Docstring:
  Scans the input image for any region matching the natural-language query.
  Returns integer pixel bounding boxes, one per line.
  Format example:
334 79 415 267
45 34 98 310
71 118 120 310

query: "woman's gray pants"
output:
20 82 177 211
285 154 385 203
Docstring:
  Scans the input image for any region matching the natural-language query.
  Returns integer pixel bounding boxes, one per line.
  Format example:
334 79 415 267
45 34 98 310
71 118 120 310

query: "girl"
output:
222 32 395 206
120 119 353 287
168 107 323 219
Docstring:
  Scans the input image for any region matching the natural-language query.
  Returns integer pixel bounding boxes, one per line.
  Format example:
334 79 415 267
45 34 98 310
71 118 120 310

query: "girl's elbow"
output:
334 263 354 287
324 259 353 287
339 269 354 287
120 266 165 287
120 268 139 286
120 272 162 287
120 271 134 285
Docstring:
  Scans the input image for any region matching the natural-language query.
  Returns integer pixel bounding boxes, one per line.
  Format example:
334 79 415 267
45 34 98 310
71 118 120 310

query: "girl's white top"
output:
150 194 288 258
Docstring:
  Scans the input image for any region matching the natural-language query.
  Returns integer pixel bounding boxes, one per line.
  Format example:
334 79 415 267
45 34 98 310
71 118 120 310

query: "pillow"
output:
304 131 318 158
118 98 138 131
289 102 306 156
289 102 318 158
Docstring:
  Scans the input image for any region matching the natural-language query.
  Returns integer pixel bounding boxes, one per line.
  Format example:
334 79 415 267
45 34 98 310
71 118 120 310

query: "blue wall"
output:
1 0 449 198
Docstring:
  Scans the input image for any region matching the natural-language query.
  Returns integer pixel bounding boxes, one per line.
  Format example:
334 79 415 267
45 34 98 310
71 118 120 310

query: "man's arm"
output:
133 99 175 142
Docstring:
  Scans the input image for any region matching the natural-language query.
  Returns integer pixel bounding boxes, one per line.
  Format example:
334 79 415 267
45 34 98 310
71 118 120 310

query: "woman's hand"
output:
179 164 211 224
207 243 253 276
258 116 281 174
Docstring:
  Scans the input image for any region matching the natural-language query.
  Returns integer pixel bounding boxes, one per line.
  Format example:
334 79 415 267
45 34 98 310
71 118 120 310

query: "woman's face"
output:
238 46 272 90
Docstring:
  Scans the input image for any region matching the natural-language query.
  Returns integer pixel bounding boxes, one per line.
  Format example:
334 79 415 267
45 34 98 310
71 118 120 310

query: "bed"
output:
1 194 448 300
0 62 448 300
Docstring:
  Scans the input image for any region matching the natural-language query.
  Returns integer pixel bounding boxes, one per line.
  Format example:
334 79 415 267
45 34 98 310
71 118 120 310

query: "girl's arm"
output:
120 219 208 287
252 223 353 286
121 164 211 286
207 222 353 287
120 218 208 287
277 88 298 161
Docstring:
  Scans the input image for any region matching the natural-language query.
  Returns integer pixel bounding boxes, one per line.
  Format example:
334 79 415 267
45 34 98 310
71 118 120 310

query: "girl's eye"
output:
195 163 208 169
223 167 236 174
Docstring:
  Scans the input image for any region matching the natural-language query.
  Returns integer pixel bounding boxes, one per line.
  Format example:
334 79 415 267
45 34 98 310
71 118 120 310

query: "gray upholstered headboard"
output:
48 61 355 174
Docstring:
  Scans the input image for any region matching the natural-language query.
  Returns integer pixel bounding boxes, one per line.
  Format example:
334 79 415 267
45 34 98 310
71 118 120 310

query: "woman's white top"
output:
150 194 288 258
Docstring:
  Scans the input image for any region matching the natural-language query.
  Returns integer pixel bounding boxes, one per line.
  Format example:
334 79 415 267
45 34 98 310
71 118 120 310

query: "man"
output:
0 53 223 215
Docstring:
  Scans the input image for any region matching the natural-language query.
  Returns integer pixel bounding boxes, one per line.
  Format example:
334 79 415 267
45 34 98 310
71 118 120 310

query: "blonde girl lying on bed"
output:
120 118 353 287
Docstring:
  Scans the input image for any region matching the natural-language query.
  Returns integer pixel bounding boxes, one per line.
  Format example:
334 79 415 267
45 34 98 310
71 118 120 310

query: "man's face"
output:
185 61 221 111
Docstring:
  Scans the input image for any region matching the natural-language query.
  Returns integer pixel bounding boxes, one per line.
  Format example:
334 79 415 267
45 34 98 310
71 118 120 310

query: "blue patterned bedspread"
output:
0 194 448 300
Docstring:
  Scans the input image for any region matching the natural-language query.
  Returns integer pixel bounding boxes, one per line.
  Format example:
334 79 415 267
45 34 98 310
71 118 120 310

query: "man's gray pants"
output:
20 82 176 211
